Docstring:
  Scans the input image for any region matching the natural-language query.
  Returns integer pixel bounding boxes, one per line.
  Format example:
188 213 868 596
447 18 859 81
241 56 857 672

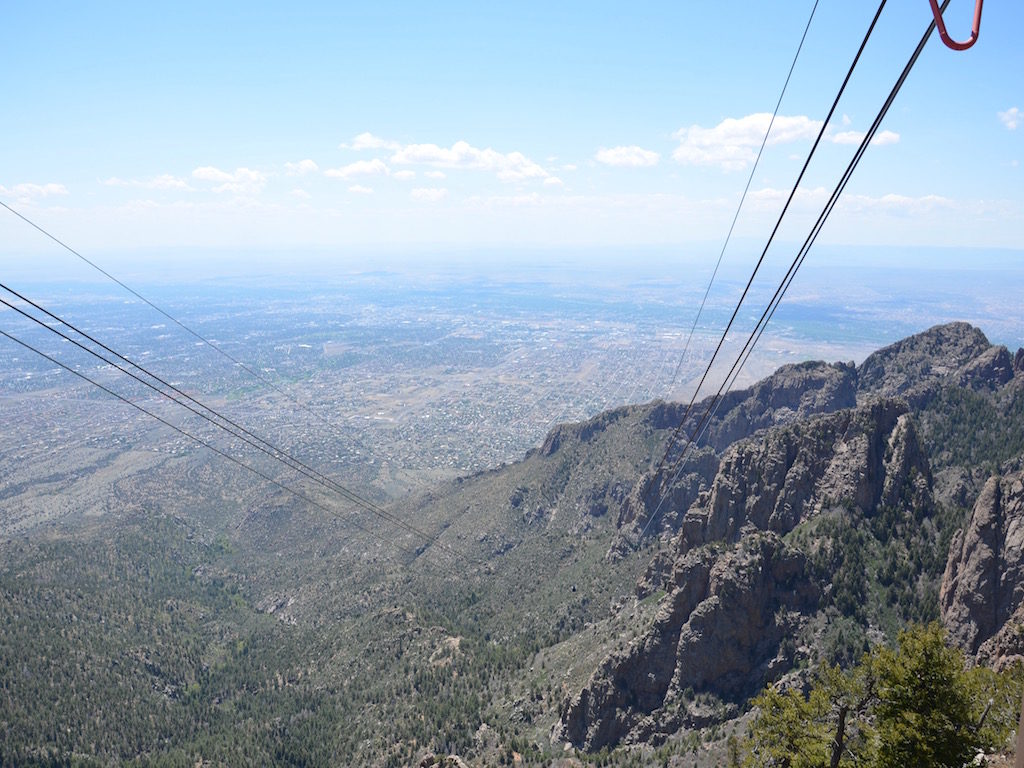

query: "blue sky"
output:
1 1 1021 265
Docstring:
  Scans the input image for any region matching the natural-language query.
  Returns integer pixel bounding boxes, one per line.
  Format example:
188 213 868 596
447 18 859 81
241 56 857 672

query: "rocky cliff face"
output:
941 470 1024 660
955 345 1016 391
694 359 858 453
621 396 931 555
558 533 816 750
541 324 1013 554
645 359 858 457
676 400 930 555
559 398 935 749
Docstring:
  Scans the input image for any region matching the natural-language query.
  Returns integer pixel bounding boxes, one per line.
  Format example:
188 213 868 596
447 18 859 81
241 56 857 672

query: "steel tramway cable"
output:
661 0 947 488
0 288 459 559
0 326 424 562
0 198 433 494
0 196 681 548
636 0 951 545
518 0 822 441
0 287 465 561
639 0 889 509
0 1 949 562
0 284 444 544
6 0 818 499
0 0 865 561
665 0 821 396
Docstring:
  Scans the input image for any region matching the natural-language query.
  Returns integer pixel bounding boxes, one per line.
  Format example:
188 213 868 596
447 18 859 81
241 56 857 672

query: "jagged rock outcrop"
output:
941 470 1024 657
856 322 994 404
561 399 935 750
559 533 816 750
1014 348 1024 375
661 403 929 604
615 362 857 549
957 344 1015 390
668 400 929 557
617 325 1000 551
650 360 857 455
697 360 858 452
615 448 720 539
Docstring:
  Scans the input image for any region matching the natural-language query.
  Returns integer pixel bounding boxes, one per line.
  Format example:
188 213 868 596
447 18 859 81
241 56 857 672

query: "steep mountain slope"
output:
557 399 934 749
538 322 1024 754
385 359 864 649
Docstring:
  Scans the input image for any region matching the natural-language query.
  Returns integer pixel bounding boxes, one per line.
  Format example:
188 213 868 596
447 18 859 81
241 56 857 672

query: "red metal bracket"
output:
928 0 984 51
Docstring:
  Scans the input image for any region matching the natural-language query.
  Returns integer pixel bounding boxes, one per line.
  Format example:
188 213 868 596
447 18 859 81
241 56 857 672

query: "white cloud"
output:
999 107 1021 130
871 130 901 146
831 130 863 145
469 192 542 208
284 159 318 176
342 132 401 151
594 145 660 167
104 174 192 190
748 185 829 210
392 170 416 181
673 113 823 170
289 188 312 199
562 164 578 171
348 185 374 195
191 166 266 195
748 186 956 216
339 132 555 183
830 129 900 146
324 158 390 179
411 187 448 202
543 177 564 186
840 192 955 214
391 139 550 182
0 182 69 202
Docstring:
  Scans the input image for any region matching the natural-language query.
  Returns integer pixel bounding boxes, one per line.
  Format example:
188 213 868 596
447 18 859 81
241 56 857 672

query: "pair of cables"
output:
637 0 951 543
0 278 464 564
